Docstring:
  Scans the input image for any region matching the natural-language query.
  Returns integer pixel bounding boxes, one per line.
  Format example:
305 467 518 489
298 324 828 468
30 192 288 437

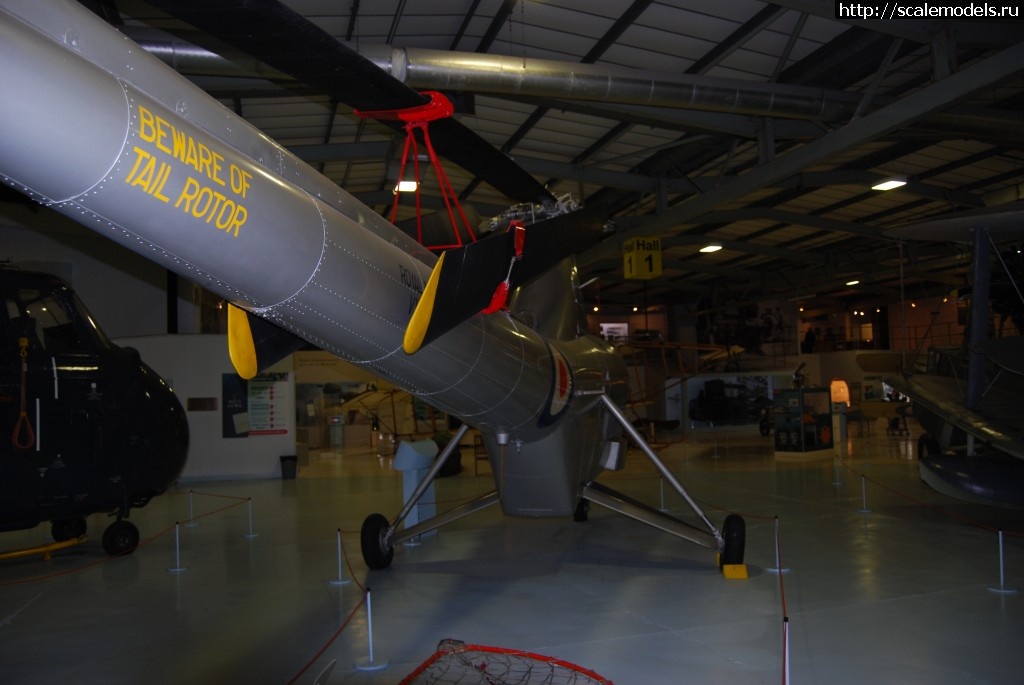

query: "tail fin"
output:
403 204 609 354
228 304 308 379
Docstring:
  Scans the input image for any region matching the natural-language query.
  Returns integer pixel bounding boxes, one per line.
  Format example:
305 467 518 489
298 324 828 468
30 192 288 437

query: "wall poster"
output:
222 372 290 438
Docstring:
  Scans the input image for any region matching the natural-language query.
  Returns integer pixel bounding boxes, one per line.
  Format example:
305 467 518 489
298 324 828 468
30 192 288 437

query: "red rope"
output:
842 462 1024 538
283 594 367 685
0 496 249 586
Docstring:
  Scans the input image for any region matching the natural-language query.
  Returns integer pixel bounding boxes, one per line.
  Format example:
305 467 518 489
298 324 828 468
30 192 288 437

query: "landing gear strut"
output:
360 424 501 570
586 394 746 572
359 397 746 574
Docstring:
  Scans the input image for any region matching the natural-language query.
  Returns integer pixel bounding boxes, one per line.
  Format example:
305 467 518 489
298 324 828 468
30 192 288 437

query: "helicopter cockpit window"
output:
5 285 108 355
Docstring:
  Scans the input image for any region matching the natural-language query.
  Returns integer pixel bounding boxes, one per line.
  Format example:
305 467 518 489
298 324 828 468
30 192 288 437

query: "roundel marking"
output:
539 343 573 427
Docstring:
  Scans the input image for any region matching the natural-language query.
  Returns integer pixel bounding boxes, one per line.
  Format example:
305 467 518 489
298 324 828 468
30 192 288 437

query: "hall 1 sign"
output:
623 236 662 280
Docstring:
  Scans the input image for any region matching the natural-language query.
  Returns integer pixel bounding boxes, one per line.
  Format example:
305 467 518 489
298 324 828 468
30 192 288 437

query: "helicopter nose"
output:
110 347 190 488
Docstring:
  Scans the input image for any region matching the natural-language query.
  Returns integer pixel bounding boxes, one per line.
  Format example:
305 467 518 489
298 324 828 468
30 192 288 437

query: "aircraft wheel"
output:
917 434 940 460
573 499 589 522
51 516 87 542
360 513 394 570
719 513 745 567
102 520 140 556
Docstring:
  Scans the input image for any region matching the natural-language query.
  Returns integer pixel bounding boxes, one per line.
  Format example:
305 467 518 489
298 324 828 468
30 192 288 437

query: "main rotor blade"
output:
145 0 553 204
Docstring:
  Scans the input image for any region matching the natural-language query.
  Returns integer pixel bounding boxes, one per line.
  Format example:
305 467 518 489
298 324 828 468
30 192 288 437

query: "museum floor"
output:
2 416 1023 684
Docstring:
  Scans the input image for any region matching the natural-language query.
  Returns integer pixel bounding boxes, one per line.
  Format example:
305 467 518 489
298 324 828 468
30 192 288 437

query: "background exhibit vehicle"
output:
0 268 188 555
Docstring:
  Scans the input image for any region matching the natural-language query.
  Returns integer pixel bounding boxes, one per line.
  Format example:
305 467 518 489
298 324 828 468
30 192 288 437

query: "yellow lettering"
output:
152 162 171 202
201 190 225 223
172 127 186 162
198 144 212 178
174 176 201 212
130 154 158 191
174 176 248 237
184 137 198 171
154 115 171 155
124 146 150 185
214 198 235 229
138 106 155 143
230 164 252 197
227 204 247 237
211 152 225 186
190 184 213 217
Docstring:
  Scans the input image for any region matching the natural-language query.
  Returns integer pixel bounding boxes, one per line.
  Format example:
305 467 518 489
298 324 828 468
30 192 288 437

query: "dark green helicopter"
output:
1 268 188 555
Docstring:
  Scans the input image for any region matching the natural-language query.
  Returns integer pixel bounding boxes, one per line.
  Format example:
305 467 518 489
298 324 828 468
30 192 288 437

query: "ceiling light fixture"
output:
395 180 418 193
845 279 860 286
871 176 906 191
700 243 722 253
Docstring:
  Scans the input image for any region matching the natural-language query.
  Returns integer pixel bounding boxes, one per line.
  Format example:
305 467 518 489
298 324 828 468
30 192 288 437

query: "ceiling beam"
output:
583 40 1024 263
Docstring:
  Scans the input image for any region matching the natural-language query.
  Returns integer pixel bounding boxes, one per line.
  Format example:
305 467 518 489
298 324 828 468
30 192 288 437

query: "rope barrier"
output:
0 490 250 586
284 594 367 685
840 461 1024 538
770 515 791 685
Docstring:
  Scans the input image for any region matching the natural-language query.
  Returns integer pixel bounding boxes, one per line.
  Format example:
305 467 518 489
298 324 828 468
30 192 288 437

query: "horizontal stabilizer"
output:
403 204 609 354
228 304 308 379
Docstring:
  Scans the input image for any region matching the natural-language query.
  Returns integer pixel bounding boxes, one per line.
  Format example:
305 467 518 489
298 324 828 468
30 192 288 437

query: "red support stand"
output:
356 91 477 249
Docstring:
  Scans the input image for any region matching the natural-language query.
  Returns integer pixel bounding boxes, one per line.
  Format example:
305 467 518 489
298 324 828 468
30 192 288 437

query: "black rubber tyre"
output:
917 434 941 460
573 499 590 522
102 520 139 556
720 513 745 567
360 513 394 570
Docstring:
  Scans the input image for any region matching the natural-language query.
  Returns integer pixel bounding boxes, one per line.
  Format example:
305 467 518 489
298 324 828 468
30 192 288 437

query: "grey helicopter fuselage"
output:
0 0 627 518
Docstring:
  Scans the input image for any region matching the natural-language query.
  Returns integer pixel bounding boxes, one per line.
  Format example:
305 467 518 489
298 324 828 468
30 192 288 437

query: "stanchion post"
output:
659 478 668 512
832 457 843 486
988 529 1020 594
767 516 790 574
328 528 351 586
166 522 188 574
782 616 790 685
354 587 389 671
185 489 199 527
243 497 259 539
857 474 873 514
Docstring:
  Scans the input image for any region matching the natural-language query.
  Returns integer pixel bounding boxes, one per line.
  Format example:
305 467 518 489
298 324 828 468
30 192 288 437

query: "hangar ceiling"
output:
86 0 1024 318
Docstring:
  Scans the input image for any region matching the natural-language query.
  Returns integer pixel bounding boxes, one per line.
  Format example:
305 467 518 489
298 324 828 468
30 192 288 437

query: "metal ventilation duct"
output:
359 45 862 122
128 32 1023 141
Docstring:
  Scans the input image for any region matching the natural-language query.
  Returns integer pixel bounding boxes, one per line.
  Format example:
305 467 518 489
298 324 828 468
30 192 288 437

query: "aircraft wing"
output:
886 373 1024 460
338 389 407 413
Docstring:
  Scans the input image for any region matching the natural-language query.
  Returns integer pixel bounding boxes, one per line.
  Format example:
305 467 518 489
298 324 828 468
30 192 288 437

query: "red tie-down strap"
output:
482 221 526 314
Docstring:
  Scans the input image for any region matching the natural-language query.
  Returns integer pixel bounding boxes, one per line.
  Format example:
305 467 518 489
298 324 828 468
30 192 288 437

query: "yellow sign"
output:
623 236 662 280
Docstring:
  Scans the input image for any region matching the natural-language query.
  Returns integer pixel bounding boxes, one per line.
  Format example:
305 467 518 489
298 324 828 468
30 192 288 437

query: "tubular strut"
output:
379 401 724 554
382 424 500 548
589 394 724 552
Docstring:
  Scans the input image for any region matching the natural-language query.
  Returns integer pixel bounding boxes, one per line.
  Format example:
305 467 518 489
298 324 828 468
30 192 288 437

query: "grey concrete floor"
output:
1 418 1023 684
